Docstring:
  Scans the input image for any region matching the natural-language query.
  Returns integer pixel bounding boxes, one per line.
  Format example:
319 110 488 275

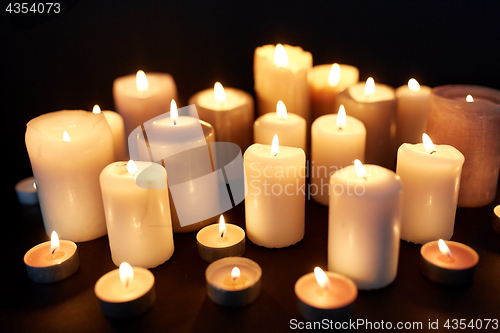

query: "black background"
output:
2 1 500 332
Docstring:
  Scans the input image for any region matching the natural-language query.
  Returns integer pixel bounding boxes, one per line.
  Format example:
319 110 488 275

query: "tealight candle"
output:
24 231 79 283
197 215 245 263
95 262 156 318
493 205 500 235
205 257 262 307
420 239 479 286
15 176 38 205
295 267 357 322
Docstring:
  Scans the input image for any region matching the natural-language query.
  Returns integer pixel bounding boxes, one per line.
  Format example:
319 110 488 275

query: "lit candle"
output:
396 134 465 244
25 110 114 242
197 215 245 263
328 160 403 290
427 84 500 207
254 44 313 122
310 105 366 206
205 257 262 307
15 176 38 205
244 135 306 248
420 239 479 286
334 77 397 168
24 231 79 283
95 262 156 317
93 105 127 161
493 205 500 235
395 78 431 147
99 160 174 268
188 82 254 152
309 63 359 120
295 267 357 322
253 100 307 151
113 70 178 138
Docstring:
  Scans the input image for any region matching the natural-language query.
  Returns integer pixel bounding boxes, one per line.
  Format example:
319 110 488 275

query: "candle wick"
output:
338 127 343 132
51 249 56 255
173 119 177 126
220 231 225 239
430 150 436 155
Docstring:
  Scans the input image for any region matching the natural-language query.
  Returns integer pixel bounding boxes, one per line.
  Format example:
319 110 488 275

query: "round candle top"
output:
310 63 359 90
495 205 500 218
24 238 77 268
421 240 479 270
95 265 155 303
295 269 357 309
197 218 245 249
244 143 305 164
114 71 176 98
15 176 37 194
349 78 395 103
398 134 465 166
432 85 500 107
256 44 312 72
206 257 261 291
196 84 247 111
314 112 365 137
396 79 432 98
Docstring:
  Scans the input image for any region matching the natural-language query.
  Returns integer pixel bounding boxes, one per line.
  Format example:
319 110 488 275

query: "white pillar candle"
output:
100 160 174 268
244 135 306 248
309 63 359 120
15 176 38 205
328 160 403 290
93 105 127 161
253 101 306 151
395 78 431 147
254 44 312 122
396 134 465 244
311 105 366 206
25 110 114 242
113 70 177 138
188 82 254 152
334 77 397 169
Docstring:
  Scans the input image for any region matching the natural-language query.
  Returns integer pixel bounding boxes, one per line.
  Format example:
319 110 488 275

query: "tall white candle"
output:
396 134 465 244
328 160 402 290
244 135 306 248
311 105 366 206
25 110 114 242
100 160 174 268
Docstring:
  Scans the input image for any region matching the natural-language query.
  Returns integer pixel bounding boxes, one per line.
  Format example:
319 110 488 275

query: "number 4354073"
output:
6 3 61 14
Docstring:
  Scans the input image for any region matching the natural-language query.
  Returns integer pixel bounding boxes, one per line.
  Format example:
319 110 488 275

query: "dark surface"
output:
2 1 500 332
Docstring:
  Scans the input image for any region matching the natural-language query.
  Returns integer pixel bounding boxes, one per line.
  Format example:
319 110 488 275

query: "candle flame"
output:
231 267 240 281
170 99 178 125
274 43 288 68
408 78 420 91
214 82 226 103
337 105 347 130
438 239 452 258
328 63 341 86
271 134 279 157
50 231 60 254
127 160 138 175
33 181 37 189
219 215 226 238
422 133 437 154
364 77 375 96
466 94 474 102
136 70 149 92
119 262 134 288
62 131 71 142
276 100 287 120
92 104 101 114
354 159 366 178
314 267 331 291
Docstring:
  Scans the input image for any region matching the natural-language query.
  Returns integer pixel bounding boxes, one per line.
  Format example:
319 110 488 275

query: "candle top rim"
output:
432 84 500 106
421 240 479 270
206 257 261 290
24 240 77 267
309 63 359 89
255 44 313 71
245 143 306 161
197 223 245 248
113 72 177 98
312 113 366 135
398 142 465 164
348 82 395 103
190 87 251 111
95 267 155 303
255 111 306 124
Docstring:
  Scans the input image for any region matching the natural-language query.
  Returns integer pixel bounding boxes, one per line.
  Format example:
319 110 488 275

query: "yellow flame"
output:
337 105 347 130
219 215 226 238
92 104 101 114
50 231 60 254
170 99 178 125
364 77 375 96
271 134 279 157
231 267 240 281
136 70 149 91
119 262 134 288
354 159 366 178
422 133 436 153
276 100 287 120
274 44 288 67
438 239 452 258
328 63 341 86
408 78 420 91
62 131 71 142
214 82 226 103
466 94 474 102
314 267 331 291
127 160 138 175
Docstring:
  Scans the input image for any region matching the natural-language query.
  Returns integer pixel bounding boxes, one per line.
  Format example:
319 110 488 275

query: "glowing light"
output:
337 105 347 130
354 159 366 178
62 131 71 142
276 100 287 120
274 44 288 67
219 215 226 238
136 70 149 92
119 262 134 288
466 94 474 102
271 134 279 157
408 78 420 91
214 82 226 103
422 133 436 154
170 99 178 125
50 231 60 254
364 77 375 96
438 239 452 258
328 63 341 86
314 267 331 291
92 104 101 114
231 267 240 281
127 160 138 175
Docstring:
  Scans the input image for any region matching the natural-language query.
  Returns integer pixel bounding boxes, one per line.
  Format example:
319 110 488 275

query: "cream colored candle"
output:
93 105 127 161
311 105 366 206
113 70 177 138
396 134 465 244
100 160 174 268
254 44 312 122
244 135 306 248
309 63 359 120
328 161 403 290
395 79 431 147
25 110 114 242
334 78 397 169
253 101 306 151
427 84 500 207
189 82 254 152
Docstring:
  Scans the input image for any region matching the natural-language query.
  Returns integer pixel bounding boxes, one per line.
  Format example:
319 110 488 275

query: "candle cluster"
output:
22 42 497 319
